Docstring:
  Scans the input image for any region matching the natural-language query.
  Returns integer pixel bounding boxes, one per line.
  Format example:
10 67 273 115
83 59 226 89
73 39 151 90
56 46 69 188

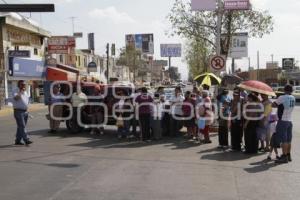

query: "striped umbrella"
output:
194 73 221 86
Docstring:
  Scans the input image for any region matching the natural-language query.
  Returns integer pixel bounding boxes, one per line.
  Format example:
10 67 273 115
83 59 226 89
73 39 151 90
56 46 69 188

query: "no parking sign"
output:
210 55 226 72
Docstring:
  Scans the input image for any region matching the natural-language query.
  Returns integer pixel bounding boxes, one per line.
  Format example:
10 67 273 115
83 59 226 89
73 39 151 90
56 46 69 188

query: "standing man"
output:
71 84 88 126
12 80 32 145
273 84 295 164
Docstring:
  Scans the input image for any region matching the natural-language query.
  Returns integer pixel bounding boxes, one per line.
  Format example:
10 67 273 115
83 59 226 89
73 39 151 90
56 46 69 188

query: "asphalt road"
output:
0 106 300 200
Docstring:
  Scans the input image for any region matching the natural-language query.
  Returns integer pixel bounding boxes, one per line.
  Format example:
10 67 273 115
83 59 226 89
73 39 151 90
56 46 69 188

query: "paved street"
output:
0 106 300 200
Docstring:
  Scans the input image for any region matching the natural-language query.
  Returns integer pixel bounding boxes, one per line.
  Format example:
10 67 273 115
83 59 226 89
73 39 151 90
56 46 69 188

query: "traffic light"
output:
111 43 116 56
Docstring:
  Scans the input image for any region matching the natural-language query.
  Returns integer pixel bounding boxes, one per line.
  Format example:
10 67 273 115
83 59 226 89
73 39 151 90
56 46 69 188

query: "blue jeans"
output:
14 110 29 142
118 120 130 137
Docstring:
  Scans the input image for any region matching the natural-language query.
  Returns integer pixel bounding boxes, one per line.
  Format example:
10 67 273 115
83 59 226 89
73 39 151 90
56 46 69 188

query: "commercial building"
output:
0 13 50 107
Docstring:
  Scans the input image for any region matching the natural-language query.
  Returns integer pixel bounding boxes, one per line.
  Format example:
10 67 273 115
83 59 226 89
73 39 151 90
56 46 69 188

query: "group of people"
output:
216 84 295 164
11 80 296 164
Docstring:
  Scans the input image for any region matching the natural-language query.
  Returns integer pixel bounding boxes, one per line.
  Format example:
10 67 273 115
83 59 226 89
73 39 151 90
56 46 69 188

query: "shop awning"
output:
46 66 77 82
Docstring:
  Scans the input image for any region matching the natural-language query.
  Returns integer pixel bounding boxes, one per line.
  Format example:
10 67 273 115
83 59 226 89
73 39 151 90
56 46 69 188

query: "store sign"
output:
126 34 154 54
9 57 45 78
191 0 216 11
160 44 182 57
224 0 250 10
221 32 248 58
88 62 97 72
46 58 57 66
8 50 30 58
48 36 76 54
282 58 295 70
7 27 42 46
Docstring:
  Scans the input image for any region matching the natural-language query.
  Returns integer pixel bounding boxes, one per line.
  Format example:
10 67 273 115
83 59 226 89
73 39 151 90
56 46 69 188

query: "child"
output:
267 113 280 160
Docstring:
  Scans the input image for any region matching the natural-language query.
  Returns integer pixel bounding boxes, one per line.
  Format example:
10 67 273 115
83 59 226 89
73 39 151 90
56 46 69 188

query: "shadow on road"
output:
244 159 278 173
200 151 262 162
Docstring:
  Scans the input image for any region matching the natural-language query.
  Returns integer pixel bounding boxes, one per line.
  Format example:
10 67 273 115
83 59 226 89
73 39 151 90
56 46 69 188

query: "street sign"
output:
210 55 226 71
191 0 216 11
221 32 248 58
224 0 250 10
160 44 182 57
282 58 294 70
8 50 30 58
88 62 97 72
73 32 83 38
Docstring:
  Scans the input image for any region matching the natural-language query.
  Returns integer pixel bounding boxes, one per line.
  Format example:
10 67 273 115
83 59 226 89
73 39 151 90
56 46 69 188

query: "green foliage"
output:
167 0 274 77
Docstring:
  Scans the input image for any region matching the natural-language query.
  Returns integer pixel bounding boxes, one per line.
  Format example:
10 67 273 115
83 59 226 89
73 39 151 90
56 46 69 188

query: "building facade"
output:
0 13 50 107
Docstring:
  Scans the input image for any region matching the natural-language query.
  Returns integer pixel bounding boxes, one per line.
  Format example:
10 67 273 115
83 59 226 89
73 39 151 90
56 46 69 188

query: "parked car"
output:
293 86 300 101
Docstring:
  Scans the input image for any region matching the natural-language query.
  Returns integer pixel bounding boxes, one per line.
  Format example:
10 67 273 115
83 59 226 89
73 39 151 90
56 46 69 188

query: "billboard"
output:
224 0 250 10
221 32 248 58
125 34 154 54
160 44 182 57
48 36 76 54
8 57 45 78
191 0 216 11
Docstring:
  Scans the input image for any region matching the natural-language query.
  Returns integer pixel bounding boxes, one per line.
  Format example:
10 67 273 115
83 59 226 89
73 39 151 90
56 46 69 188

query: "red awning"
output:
46 66 77 82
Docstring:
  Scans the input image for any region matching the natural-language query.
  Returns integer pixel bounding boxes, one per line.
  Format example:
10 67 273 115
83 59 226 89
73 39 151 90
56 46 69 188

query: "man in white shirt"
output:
170 86 184 137
71 85 87 129
12 80 32 145
272 84 295 163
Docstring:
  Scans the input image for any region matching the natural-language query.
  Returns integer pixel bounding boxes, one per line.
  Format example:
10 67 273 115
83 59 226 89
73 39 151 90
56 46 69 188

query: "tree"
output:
116 46 142 82
167 0 274 55
185 38 211 77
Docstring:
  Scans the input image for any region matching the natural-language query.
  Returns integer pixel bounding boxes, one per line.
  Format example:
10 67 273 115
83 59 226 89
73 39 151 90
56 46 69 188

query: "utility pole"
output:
216 0 223 56
106 43 109 83
271 54 274 66
257 51 260 81
248 57 251 71
70 16 76 35
169 56 172 82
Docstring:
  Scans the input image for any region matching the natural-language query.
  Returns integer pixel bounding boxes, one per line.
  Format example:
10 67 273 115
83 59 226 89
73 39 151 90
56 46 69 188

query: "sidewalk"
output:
0 103 47 117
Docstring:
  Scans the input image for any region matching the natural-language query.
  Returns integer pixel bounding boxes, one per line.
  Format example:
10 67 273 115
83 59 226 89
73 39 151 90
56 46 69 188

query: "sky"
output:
4 0 300 80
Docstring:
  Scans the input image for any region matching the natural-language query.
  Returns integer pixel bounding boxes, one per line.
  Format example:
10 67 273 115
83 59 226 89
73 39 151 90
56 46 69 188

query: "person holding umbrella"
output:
244 93 262 154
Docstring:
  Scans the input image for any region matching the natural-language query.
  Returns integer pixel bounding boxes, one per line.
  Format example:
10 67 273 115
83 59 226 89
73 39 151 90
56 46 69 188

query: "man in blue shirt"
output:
12 80 33 145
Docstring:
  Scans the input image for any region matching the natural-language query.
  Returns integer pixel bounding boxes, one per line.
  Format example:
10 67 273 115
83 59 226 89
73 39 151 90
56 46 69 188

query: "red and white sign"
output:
48 36 76 54
224 0 250 10
210 55 226 71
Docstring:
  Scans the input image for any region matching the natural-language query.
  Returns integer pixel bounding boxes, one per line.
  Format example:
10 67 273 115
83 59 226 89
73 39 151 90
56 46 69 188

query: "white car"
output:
293 86 300 101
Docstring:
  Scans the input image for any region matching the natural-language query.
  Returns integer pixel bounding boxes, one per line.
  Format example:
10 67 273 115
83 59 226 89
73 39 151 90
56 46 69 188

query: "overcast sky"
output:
6 0 300 80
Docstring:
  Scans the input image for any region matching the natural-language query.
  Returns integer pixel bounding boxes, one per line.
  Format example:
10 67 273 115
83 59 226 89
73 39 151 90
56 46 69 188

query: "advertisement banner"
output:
191 0 216 11
126 34 154 54
9 57 45 78
224 0 250 10
221 32 248 58
160 44 182 57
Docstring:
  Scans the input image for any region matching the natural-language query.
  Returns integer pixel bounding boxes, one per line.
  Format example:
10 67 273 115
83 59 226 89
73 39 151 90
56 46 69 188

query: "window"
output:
34 48 38 55
59 55 63 63
14 46 19 50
